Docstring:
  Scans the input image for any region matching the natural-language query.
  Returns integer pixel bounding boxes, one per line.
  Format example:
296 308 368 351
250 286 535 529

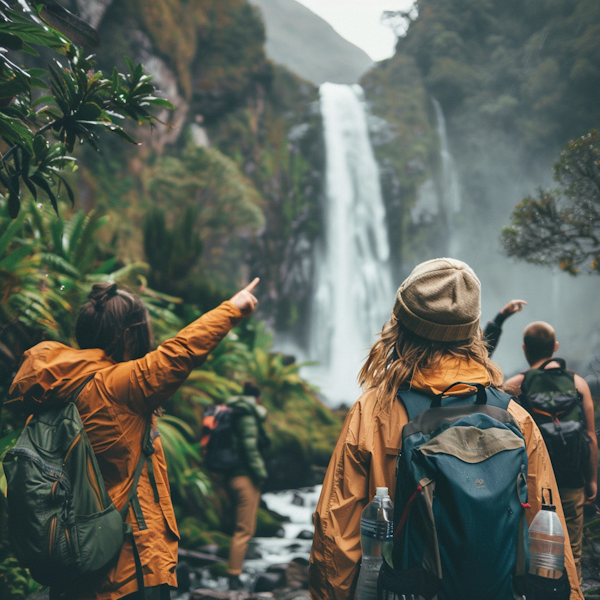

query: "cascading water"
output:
432 98 462 256
305 83 395 405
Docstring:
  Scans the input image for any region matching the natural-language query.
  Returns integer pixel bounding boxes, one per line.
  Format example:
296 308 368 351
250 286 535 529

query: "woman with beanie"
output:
9 279 259 600
308 258 582 600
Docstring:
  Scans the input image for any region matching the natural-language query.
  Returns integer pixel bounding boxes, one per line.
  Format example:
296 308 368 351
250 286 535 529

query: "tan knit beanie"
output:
392 258 481 342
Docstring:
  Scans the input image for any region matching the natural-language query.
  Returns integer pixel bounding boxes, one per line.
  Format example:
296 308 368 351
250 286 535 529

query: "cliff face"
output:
363 0 600 271
54 0 323 326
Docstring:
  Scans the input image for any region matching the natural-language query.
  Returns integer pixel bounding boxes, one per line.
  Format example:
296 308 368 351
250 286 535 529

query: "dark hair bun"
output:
89 282 118 312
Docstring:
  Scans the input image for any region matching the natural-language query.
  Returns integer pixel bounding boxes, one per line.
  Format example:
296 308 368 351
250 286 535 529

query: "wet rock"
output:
253 572 285 592
291 492 304 506
295 530 313 540
285 557 309 590
245 544 263 560
285 543 303 552
266 563 289 575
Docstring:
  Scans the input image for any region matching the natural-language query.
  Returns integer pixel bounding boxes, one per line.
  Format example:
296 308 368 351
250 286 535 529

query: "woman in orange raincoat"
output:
309 259 583 600
9 279 259 600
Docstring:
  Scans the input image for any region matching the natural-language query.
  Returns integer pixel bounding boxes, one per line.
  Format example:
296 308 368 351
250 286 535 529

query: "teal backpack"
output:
378 382 571 600
379 384 530 600
3 375 156 595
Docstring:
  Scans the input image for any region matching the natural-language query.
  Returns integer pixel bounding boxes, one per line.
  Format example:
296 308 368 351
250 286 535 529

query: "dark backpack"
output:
379 383 532 600
520 358 590 489
3 375 156 595
201 405 242 472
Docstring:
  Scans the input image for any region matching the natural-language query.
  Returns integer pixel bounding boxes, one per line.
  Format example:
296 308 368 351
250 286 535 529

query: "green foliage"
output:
140 144 264 297
501 129 600 275
156 415 221 528
143 206 203 292
0 1 173 218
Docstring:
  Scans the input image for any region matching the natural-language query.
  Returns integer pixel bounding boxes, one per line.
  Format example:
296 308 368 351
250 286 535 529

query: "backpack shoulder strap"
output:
397 385 512 421
72 373 151 600
119 419 154 521
396 388 435 421
71 373 96 403
539 357 567 370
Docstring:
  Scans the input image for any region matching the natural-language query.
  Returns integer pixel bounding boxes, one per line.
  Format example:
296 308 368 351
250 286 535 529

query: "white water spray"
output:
432 98 462 256
305 83 395 405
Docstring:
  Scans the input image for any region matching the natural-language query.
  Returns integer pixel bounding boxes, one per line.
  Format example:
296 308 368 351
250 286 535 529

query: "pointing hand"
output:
501 299 527 316
230 278 259 316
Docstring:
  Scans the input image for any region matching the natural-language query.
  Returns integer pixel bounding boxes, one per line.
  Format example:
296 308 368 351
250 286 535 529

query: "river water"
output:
193 486 321 592
246 486 321 573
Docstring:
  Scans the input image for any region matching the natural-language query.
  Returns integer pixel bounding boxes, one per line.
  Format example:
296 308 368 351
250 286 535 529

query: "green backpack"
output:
520 358 591 489
3 375 155 593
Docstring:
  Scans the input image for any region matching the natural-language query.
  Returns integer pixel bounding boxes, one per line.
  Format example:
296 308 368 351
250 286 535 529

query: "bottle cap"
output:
376 487 389 497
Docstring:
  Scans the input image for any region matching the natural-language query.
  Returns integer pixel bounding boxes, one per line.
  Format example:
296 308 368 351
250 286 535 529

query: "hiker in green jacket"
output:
225 381 270 590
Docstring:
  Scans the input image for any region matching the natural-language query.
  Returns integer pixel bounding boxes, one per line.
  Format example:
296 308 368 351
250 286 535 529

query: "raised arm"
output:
483 299 527 356
103 280 260 413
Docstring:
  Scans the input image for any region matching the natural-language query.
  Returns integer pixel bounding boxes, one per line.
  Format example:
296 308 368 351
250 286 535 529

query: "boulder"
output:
285 557 309 589
253 572 285 593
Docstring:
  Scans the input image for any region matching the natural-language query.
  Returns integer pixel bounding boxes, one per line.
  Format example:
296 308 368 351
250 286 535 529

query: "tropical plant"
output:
0 0 174 218
143 205 203 293
501 129 600 275
156 414 221 530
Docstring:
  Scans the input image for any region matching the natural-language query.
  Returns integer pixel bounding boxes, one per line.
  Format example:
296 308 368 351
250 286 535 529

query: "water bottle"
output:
528 488 565 580
356 487 394 600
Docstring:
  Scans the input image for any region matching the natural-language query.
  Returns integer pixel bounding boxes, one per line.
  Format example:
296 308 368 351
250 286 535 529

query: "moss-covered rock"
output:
255 507 285 538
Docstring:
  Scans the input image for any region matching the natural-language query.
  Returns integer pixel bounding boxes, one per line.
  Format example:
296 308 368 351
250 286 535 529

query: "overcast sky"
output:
293 0 415 62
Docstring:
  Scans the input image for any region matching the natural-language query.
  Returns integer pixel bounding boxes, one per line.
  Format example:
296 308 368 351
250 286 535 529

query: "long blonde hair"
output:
358 315 504 405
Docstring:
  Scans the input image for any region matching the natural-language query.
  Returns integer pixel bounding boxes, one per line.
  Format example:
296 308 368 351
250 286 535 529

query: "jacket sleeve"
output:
309 402 370 600
235 409 268 482
508 401 584 600
100 301 243 414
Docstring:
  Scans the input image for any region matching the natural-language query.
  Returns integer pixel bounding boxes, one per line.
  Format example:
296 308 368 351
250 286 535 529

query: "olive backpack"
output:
3 374 157 597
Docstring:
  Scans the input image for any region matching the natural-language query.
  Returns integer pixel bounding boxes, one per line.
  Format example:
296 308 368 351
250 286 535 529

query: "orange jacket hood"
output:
9 341 113 409
410 355 492 397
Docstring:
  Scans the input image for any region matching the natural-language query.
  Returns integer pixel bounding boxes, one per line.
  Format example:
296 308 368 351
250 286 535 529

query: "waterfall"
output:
305 83 395 405
432 98 462 256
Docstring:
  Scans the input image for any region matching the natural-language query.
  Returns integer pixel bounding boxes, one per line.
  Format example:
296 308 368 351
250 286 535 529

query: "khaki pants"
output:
227 476 260 575
559 487 585 581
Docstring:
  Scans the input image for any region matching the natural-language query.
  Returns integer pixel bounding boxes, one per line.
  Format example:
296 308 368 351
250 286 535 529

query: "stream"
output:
189 486 321 594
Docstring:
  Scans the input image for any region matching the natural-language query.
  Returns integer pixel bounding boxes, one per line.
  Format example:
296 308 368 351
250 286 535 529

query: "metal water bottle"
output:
356 487 394 600
528 489 565 580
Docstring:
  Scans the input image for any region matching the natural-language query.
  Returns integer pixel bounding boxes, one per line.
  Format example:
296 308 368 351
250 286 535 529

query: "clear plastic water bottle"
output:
356 487 394 600
528 489 565 580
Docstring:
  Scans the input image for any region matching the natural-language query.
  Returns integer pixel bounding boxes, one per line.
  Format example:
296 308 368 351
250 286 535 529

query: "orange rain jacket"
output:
309 357 583 600
9 301 244 600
